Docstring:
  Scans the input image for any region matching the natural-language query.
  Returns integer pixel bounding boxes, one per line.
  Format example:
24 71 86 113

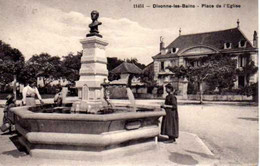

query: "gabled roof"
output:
153 27 255 59
110 62 142 74
142 62 153 73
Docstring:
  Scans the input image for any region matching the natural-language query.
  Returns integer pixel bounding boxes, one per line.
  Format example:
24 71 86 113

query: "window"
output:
224 43 232 49
239 40 247 48
194 61 199 67
164 76 170 82
238 76 245 87
238 56 247 67
240 57 243 67
189 60 199 67
171 48 178 54
160 61 165 71
171 60 176 67
190 61 194 67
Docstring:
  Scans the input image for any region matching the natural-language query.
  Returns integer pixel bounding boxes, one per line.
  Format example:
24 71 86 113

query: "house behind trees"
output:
152 22 258 97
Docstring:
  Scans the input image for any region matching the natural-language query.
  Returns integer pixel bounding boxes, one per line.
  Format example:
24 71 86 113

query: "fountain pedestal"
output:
75 36 108 113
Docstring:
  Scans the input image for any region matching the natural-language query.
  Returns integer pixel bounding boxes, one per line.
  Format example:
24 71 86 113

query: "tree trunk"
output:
199 82 203 104
13 75 17 101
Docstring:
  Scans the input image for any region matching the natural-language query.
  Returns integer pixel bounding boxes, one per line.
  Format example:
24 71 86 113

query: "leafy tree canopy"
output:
61 52 82 83
107 57 146 81
140 63 157 86
0 40 25 85
19 53 62 85
125 58 146 70
168 54 238 93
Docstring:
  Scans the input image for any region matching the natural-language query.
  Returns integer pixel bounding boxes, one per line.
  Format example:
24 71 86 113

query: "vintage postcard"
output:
0 0 258 165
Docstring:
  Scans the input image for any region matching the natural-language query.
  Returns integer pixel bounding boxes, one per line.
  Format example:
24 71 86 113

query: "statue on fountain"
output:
87 10 102 38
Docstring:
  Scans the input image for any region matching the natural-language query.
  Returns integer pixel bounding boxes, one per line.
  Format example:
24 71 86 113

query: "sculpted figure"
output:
87 10 102 38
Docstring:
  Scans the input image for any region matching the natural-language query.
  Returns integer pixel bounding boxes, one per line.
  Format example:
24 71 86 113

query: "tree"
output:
60 55 147 83
107 57 124 71
107 57 124 81
125 58 146 70
0 40 25 86
0 40 24 98
168 54 237 103
61 52 82 83
236 57 258 84
107 57 146 81
20 53 62 85
140 63 157 86
203 54 237 93
236 57 258 102
241 82 258 102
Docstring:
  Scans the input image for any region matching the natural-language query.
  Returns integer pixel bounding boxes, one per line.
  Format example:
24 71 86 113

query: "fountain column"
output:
75 36 108 113
73 10 109 113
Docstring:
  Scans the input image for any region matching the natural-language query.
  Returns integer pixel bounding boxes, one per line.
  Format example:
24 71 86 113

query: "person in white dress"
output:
22 81 44 106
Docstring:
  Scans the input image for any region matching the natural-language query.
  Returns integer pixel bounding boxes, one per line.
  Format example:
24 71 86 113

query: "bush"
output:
38 85 61 94
241 82 258 97
147 86 154 94
157 86 164 95
203 90 220 95
187 82 198 94
203 82 258 102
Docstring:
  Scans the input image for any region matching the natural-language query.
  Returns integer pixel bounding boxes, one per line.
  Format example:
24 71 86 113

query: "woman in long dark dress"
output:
161 83 179 143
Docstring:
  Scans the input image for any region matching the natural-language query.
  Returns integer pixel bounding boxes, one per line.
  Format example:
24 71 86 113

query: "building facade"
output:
152 25 258 96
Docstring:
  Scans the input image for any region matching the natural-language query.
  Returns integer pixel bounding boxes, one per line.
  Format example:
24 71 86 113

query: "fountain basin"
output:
10 105 165 160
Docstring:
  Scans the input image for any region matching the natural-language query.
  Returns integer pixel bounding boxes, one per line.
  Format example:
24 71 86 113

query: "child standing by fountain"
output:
161 83 179 143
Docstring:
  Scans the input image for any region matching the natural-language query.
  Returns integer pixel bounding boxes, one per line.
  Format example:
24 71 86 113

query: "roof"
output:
110 62 142 74
153 28 256 59
142 62 153 73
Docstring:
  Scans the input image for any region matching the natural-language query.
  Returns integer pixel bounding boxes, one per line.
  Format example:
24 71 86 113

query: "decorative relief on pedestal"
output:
95 89 101 99
89 91 95 100
78 89 82 99
82 84 89 100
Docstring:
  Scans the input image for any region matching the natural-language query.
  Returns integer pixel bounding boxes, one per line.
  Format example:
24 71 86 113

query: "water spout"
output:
126 87 136 112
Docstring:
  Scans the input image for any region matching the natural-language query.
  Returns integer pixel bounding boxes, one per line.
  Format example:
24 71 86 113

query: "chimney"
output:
253 31 258 48
160 36 165 51
237 19 240 28
179 28 181 36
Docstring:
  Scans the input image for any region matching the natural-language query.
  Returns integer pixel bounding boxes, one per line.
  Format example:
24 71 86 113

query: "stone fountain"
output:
10 10 165 161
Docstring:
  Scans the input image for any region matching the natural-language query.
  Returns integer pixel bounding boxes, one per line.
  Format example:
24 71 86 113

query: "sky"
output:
0 0 258 65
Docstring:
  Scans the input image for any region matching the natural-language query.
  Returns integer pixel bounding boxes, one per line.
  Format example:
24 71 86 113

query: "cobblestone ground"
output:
0 104 258 165
178 104 258 165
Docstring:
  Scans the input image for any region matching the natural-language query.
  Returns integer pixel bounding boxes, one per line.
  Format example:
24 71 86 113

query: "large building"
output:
152 23 258 96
